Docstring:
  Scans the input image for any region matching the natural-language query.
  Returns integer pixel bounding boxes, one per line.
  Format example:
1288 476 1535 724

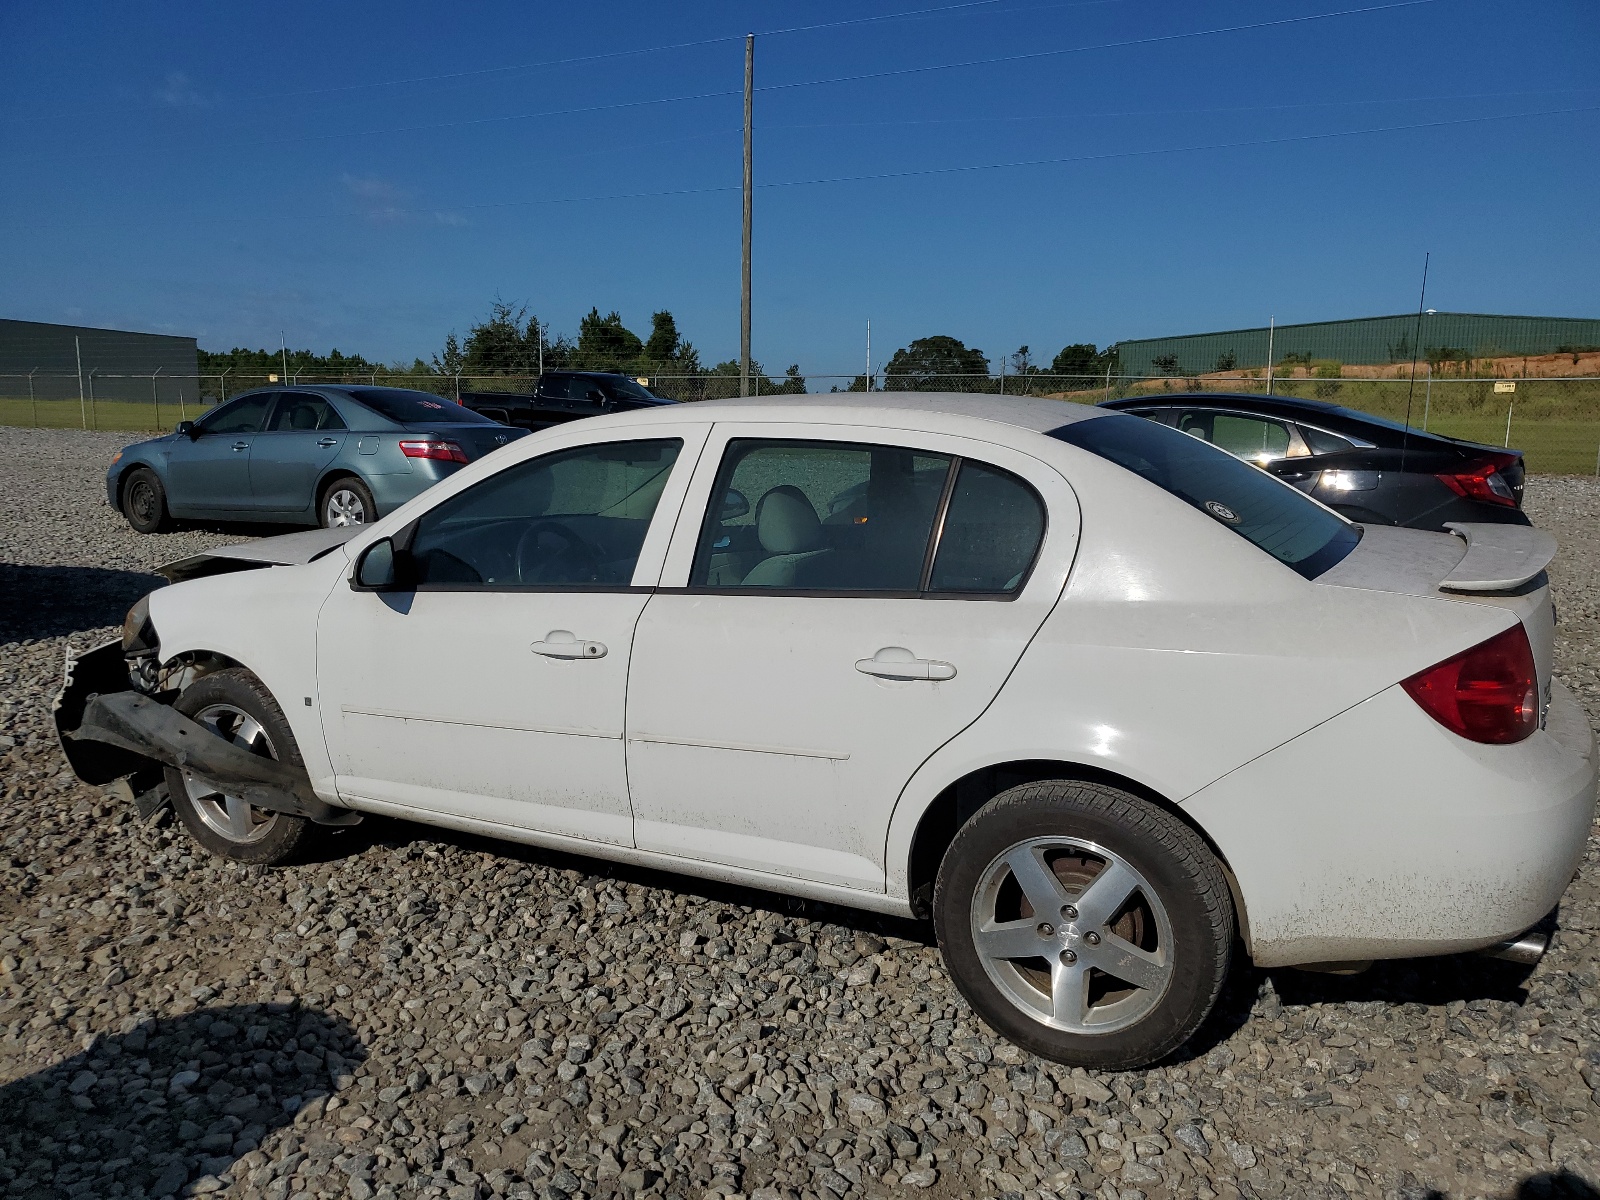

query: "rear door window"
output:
267 393 345 432
928 462 1045 593
1052 413 1359 579
1177 410 1294 463
691 440 950 591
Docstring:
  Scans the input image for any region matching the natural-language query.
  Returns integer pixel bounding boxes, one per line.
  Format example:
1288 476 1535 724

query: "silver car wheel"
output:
969 835 1174 1035
182 703 281 845
324 487 367 527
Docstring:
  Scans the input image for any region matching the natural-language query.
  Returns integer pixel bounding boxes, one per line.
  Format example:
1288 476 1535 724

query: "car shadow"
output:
0 1002 364 1200
0 563 165 643
1174 944 1539 1067
1399 1173 1600 1200
303 811 936 947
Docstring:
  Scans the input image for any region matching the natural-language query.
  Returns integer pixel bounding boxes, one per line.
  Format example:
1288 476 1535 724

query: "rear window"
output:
1051 413 1360 579
345 388 494 424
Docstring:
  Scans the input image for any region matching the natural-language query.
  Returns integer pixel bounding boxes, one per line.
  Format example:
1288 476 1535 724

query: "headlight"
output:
122 595 157 652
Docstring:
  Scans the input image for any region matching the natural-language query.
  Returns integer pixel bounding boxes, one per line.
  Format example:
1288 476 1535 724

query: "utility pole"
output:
740 33 754 398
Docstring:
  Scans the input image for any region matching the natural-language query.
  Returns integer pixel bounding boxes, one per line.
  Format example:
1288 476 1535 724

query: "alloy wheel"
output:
968 835 1174 1035
325 487 367 526
182 703 281 844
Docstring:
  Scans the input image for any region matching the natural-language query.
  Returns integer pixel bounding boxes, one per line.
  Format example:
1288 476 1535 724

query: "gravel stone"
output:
5 430 1600 1200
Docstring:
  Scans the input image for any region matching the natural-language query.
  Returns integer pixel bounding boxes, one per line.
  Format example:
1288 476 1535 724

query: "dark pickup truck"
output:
459 371 674 431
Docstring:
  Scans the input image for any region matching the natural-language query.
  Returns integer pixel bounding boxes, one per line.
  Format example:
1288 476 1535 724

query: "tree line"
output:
199 300 1120 397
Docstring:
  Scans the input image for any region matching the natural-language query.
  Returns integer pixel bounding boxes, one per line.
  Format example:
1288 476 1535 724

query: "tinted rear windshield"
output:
1052 413 1360 579
346 388 494 424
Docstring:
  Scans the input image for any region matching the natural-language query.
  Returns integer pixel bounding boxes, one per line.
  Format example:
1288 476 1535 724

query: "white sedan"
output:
57 394 1597 1068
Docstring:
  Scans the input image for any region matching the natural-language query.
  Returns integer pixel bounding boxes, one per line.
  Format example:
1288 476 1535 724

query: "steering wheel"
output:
514 520 603 584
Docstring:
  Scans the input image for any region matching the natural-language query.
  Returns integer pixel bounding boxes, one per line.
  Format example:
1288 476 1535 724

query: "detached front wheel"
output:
934 780 1234 1070
164 668 315 866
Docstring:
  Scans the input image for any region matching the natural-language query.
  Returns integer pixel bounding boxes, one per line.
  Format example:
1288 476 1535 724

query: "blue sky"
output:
1 1 1595 375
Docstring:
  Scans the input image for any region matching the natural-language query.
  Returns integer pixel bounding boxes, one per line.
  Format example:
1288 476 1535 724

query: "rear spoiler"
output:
1439 522 1557 593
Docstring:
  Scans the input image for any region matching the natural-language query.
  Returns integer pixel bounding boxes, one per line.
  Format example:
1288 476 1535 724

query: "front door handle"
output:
317 437 340 447
855 646 956 681
531 630 607 660
231 441 249 452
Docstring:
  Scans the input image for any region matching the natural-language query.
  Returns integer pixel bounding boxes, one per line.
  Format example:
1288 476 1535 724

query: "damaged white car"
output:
57 394 1596 1069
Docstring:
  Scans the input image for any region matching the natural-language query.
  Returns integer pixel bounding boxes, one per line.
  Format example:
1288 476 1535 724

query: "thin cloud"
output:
156 72 204 107
342 174 467 227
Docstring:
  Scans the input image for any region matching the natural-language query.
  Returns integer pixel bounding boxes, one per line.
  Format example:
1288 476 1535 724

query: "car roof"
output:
678 392 1104 433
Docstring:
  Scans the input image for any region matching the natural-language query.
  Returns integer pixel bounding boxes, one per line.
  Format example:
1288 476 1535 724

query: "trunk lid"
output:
405 422 528 462
1316 522 1557 722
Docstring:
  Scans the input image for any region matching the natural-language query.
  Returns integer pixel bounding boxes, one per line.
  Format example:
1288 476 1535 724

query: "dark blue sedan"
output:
107 385 528 533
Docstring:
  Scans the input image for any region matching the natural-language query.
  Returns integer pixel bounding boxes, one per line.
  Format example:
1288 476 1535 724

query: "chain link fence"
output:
5 369 1600 475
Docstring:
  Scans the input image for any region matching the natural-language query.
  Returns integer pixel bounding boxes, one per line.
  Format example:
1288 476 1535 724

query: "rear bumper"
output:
367 461 459 518
1185 679 1596 968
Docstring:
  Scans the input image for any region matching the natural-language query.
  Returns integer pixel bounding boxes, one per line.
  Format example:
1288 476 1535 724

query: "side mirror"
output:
720 489 750 521
176 420 199 440
352 538 414 591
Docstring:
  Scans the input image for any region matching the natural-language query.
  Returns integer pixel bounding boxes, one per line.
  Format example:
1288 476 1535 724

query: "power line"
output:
763 87 1599 132
250 89 743 148
352 103 1596 219
3 0 1054 124
757 0 1450 97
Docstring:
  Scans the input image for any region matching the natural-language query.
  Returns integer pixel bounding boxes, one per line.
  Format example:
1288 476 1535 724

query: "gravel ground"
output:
4 426 1600 1200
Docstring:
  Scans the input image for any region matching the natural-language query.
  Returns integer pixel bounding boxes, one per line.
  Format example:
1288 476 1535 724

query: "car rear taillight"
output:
399 438 469 464
1436 456 1519 508
1401 623 1539 744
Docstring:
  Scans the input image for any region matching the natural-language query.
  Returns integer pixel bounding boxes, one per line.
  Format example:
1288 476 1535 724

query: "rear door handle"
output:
531 630 607 659
855 646 956 681
317 437 339 447
231 441 249 452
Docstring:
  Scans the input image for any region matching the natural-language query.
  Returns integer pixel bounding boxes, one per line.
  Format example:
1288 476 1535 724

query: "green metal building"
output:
0 318 199 405
1113 312 1600 378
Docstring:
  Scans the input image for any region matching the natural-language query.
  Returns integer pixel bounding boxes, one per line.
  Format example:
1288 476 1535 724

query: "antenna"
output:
1401 253 1430 470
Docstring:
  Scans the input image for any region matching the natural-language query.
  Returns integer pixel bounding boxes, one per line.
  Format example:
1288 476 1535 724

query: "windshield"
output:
345 388 494 424
602 376 662 402
1052 413 1360 579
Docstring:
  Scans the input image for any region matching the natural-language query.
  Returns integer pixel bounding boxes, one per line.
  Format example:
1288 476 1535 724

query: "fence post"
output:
1504 396 1514 448
76 336 87 429
1422 363 1432 431
27 368 38 428
179 384 187 422
220 370 230 403
87 371 97 430
151 368 162 430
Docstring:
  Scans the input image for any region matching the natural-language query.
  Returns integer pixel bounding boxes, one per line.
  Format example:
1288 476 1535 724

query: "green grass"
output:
0 397 209 434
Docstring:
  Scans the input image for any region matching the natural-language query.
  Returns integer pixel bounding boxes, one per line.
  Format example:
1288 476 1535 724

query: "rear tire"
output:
164 668 315 866
933 779 1234 1070
319 475 375 528
121 467 171 534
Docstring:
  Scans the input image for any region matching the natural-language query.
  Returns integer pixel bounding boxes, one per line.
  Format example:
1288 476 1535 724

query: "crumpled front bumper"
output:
54 640 358 826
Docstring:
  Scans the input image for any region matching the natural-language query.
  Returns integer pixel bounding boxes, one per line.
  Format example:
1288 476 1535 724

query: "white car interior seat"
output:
741 485 832 586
